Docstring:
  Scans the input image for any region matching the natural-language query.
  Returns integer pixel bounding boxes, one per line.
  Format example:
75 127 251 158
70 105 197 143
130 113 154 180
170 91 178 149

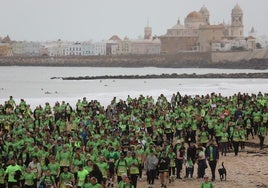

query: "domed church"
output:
159 4 244 53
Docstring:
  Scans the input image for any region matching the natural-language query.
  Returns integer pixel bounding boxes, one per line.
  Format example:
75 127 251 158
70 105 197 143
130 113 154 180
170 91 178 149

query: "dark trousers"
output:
147 169 156 185
208 160 217 180
130 174 138 188
197 159 207 178
175 159 183 178
233 141 239 156
221 142 227 156
185 167 194 178
139 164 143 178
8 182 20 188
246 128 254 138
259 136 265 149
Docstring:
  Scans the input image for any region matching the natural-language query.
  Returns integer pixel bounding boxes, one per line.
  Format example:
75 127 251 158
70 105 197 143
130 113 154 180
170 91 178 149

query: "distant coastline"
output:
1 50 268 70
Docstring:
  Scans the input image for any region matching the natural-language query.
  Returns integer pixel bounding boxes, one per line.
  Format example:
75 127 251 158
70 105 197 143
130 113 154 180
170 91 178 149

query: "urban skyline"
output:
1 0 268 42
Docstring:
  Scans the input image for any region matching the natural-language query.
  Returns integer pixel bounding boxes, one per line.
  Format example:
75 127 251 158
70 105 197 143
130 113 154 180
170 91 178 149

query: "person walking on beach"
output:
145 150 158 188
257 122 267 150
231 126 241 156
157 151 170 188
197 144 207 179
205 139 219 181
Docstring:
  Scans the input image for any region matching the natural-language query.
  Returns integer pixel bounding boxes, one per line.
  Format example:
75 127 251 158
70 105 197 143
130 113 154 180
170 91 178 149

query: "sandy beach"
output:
136 137 268 188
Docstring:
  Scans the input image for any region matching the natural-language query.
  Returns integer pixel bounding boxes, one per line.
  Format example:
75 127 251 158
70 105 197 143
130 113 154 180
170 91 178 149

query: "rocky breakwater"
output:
51 72 268 80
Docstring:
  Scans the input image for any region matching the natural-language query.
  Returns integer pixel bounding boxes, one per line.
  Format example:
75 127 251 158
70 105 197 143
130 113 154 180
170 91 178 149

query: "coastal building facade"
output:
12 41 41 56
0 43 12 57
159 4 246 53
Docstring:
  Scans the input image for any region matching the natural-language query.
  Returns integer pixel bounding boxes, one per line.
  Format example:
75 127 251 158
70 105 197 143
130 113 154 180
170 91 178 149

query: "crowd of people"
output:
0 92 267 188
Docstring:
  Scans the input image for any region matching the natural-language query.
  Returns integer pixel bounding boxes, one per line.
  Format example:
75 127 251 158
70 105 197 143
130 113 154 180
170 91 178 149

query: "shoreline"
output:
52 72 268 80
1 52 268 70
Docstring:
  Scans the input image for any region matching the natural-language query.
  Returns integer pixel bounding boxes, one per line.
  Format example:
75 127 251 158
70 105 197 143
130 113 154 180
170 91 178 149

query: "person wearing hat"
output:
200 174 214 188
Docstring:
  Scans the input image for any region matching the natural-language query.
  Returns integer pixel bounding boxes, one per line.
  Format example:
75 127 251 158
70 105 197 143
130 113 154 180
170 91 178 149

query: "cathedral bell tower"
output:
231 3 244 38
144 20 152 40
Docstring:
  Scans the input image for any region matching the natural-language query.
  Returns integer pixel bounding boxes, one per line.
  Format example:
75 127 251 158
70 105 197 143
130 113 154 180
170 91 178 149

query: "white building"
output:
62 42 94 56
93 41 106 55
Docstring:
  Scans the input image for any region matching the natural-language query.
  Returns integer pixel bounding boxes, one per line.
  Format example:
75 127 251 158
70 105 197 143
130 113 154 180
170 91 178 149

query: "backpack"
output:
115 159 128 175
14 170 22 181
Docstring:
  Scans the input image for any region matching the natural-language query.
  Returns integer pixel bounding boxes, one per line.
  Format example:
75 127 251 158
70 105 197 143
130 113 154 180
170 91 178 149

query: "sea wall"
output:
0 53 211 67
0 50 268 69
211 49 268 62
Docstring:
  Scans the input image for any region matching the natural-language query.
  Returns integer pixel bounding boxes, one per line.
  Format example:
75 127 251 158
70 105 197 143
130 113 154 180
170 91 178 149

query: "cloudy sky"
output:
0 0 267 42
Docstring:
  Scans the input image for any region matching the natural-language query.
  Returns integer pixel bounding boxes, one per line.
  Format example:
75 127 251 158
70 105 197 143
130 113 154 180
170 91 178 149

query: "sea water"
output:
0 66 267 108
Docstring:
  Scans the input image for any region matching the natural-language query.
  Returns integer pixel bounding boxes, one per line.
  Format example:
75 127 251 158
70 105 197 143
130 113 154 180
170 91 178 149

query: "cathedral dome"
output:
186 11 203 19
109 35 121 41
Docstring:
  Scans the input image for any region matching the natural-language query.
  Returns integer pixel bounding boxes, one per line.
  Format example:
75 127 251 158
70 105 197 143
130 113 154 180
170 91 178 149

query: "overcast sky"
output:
0 0 267 42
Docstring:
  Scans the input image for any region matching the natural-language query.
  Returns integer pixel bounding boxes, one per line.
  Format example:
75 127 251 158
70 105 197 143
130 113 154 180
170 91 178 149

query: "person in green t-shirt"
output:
219 129 229 156
4 158 22 188
22 167 36 188
115 154 129 184
128 152 140 188
231 126 241 156
200 174 213 188
118 174 134 188
257 122 267 150
40 169 56 188
76 165 89 188
58 166 74 188
86 176 101 188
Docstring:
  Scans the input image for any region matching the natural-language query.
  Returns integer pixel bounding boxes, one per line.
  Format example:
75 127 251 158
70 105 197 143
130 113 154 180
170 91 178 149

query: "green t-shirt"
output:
22 172 36 186
5 164 21 182
97 162 108 178
0 168 5 184
115 159 128 176
77 169 89 187
60 172 74 184
220 132 229 143
128 158 140 175
201 182 213 188
48 162 60 175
